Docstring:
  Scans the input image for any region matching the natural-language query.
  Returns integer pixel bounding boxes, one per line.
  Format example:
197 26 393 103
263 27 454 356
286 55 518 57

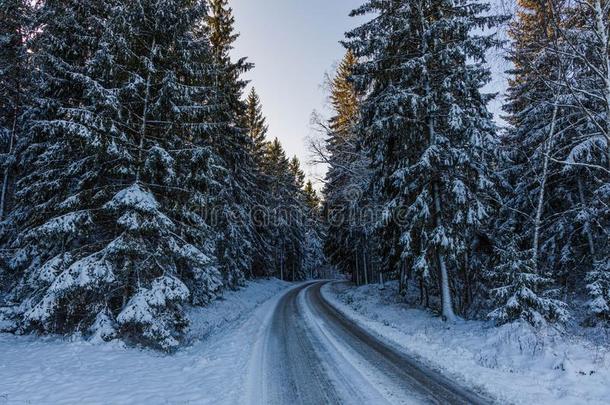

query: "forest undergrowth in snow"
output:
325 282 610 404
0 278 291 404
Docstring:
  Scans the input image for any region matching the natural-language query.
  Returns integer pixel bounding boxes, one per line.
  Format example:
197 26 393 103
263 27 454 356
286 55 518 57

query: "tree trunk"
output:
136 40 155 183
433 181 457 321
399 262 405 293
0 110 17 220
425 67 456 320
593 0 610 170
577 178 596 257
463 251 472 312
363 248 368 285
532 103 558 273
280 250 284 281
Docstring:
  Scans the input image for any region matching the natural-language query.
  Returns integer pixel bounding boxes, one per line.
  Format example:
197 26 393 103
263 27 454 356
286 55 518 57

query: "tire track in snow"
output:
244 281 491 405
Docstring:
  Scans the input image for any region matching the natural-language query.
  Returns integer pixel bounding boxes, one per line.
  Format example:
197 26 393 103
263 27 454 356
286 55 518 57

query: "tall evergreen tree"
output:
322 50 376 285
263 139 294 280
346 0 506 320
260 139 310 281
304 180 321 211
242 87 275 277
207 0 252 117
205 0 258 286
303 180 325 279
289 156 306 190
244 87 269 166
5 0 116 319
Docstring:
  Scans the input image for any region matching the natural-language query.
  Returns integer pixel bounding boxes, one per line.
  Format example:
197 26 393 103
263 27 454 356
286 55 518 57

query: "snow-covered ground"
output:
323 282 610 405
0 278 291 404
4 278 608 404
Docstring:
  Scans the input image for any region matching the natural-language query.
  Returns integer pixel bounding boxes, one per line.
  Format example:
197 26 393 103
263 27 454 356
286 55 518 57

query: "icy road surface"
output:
244 281 490 405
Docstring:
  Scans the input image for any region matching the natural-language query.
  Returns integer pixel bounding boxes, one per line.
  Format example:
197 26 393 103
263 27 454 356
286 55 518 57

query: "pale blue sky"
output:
231 0 365 180
230 0 510 182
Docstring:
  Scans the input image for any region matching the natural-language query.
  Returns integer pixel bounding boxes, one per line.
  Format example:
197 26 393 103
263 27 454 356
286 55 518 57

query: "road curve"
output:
245 281 491 405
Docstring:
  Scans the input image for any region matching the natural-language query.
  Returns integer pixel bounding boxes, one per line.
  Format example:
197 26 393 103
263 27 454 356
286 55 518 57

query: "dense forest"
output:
0 0 324 350
321 0 610 327
1 0 609 352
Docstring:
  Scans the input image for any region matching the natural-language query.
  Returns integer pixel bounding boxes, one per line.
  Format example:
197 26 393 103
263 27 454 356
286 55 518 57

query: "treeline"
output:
322 0 609 326
0 0 323 350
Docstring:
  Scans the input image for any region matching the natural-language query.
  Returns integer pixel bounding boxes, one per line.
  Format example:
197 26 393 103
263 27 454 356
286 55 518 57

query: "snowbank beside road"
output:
187 278 290 340
0 278 291 404
323 282 610 405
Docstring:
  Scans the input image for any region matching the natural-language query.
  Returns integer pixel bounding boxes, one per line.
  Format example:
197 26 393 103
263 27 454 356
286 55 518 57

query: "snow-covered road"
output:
244 281 490 404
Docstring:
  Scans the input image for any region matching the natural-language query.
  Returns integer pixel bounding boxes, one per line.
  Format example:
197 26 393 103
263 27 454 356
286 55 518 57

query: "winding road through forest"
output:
244 281 491 405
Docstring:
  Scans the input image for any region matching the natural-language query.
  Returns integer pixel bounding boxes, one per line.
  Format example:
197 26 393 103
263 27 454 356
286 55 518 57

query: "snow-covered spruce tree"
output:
304 180 321 214
242 87 275 277
345 0 505 320
205 0 258 287
321 50 377 286
244 88 269 169
243 90 316 281
488 236 568 325
493 0 575 325
87 0 225 346
260 139 308 281
322 50 359 278
586 259 610 320
243 87 273 276
287 156 310 281
303 180 325 279
5 0 115 321
7 0 227 350
260 139 291 280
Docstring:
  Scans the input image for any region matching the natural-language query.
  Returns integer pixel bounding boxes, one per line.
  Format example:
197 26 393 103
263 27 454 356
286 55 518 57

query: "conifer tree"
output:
5 0 113 338
488 235 568 325
206 0 258 286
289 156 306 190
260 140 309 281
329 51 359 137
244 88 269 166
207 0 252 118
243 87 275 277
346 0 505 320
303 180 325 279
262 139 294 280
5 0 115 318
304 180 321 211
322 50 376 285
